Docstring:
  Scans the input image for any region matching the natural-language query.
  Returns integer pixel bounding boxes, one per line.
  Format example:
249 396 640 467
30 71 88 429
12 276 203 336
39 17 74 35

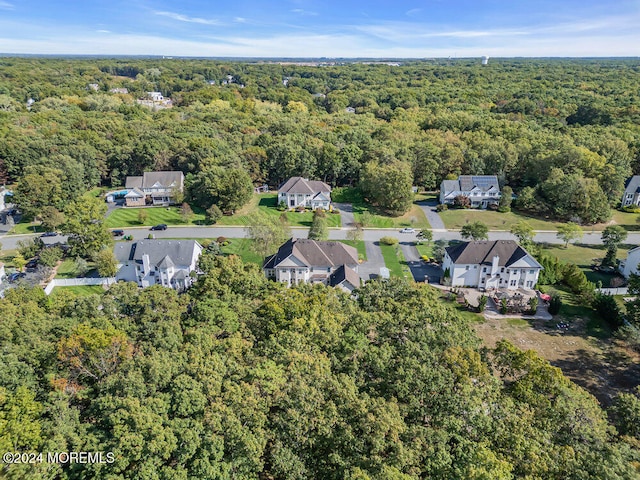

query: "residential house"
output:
0 187 9 211
442 240 542 290
440 175 501 208
263 238 359 288
621 176 640 207
110 88 129 94
88 83 99 91
619 246 640 278
278 177 331 210
147 91 164 101
114 239 202 291
124 171 184 206
0 263 4 286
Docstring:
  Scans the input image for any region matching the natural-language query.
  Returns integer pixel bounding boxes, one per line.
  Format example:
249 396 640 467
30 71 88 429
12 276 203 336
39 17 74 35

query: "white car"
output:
400 228 416 233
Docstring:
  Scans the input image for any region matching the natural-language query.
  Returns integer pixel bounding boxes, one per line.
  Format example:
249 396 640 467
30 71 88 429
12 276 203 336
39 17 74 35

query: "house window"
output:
506 269 510 274
510 280 516 286
501 268 504 273
290 199 295 207
526 281 533 287
465 266 469 271
482 267 487 272
481 278 485 283
529 269 535 274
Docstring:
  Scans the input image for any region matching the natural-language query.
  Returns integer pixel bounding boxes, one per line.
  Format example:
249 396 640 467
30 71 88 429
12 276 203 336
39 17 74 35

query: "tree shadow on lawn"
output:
551 344 640 406
258 196 277 207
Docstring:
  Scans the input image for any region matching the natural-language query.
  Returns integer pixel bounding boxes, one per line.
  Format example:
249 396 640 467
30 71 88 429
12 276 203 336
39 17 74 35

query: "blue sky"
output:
1 0 639 57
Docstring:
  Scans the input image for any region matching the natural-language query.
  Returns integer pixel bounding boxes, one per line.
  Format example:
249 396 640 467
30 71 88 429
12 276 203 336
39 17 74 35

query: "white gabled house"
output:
621 176 640 207
278 177 332 210
442 240 542 290
114 240 202 291
440 175 501 209
124 171 184 206
619 246 640 278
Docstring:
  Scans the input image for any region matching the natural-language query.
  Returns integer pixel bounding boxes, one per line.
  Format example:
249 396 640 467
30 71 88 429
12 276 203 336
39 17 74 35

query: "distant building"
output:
110 88 129 94
621 176 640 207
147 91 164 101
481 56 490 65
114 239 202 291
440 175 501 209
442 240 542 290
278 177 331 210
88 83 99 91
619 246 640 278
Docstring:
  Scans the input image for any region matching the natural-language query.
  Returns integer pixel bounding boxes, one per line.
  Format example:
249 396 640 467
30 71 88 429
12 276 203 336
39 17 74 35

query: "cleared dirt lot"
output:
475 314 640 406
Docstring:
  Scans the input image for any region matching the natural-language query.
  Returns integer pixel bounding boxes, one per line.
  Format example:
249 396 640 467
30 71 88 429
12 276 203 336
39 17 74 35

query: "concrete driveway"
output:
334 203 356 228
358 241 385 280
400 242 443 283
417 199 446 232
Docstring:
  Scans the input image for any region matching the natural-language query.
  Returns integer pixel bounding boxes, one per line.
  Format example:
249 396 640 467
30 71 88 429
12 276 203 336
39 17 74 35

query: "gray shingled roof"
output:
458 175 499 192
441 179 460 194
263 239 358 269
125 176 143 189
328 265 361 288
445 240 541 268
115 240 201 267
278 177 331 195
624 176 640 195
125 171 183 190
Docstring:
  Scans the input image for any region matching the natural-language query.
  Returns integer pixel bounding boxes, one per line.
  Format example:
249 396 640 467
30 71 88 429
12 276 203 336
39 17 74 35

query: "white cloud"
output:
405 8 421 17
96 29 110 33
0 1 14 9
154 11 224 26
234 17 247 23
291 9 318 16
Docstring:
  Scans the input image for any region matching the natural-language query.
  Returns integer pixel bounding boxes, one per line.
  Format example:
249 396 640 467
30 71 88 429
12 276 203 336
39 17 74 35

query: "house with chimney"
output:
442 240 542 290
124 171 184 206
278 177 332 210
114 239 202 291
263 238 360 291
440 175 501 208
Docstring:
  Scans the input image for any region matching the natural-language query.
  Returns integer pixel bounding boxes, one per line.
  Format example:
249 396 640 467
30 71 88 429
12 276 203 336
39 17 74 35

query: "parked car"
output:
8 272 26 282
25 259 38 269
150 224 168 231
40 231 57 237
399 228 416 234
112 229 125 237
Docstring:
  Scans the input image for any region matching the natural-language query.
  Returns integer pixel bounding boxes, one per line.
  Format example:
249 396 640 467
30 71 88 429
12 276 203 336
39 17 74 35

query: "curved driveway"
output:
417 199 446 232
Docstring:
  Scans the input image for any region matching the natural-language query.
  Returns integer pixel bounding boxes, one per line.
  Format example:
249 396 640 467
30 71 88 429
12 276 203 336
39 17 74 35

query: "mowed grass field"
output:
105 206 206 228
215 193 341 227
438 208 567 231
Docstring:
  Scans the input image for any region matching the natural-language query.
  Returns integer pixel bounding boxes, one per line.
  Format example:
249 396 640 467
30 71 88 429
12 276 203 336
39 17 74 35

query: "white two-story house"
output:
278 177 332 210
619 246 640 278
442 240 542 290
621 176 640 207
124 171 184 206
114 239 202 291
263 238 360 292
440 175 501 208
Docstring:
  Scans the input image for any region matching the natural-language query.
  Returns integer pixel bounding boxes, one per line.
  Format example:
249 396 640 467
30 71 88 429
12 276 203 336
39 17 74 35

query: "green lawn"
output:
415 243 434 259
55 258 96 279
220 238 263 265
9 219 46 235
332 187 429 229
439 208 567 231
380 244 411 279
340 240 367 262
610 210 640 232
0 250 18 267
215 193 341 228
551 286 610 339
51 285 105 296
105 206 207 228
539 243 629 286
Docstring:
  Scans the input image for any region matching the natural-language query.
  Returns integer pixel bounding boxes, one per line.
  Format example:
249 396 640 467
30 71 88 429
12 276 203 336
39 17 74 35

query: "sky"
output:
1 0 639 57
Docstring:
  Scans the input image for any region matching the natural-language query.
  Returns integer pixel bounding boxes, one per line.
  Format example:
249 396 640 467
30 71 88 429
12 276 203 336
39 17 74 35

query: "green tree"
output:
206 204 223 224
61 196 113 258
416 229 433 245
360 160 414 215
74 257 89 277
189 166 253 213
12 252 27 272
556 222 583 248
510 221 534 245
245 211 291 260
38 246 63 268
137 209 148 225
346 224 364 242
498 185 513 213
461 221 489 241
308 209 328 241
94 249 118 278
13 166 65 219
601 225 627 267
39 206 65 232
180 202 194 224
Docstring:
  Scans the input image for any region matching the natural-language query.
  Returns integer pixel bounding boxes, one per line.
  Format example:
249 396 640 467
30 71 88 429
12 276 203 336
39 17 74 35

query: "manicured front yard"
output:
55 258 96 279
332 187 429 229
9 220 46 235
438 208 567 231
220 238 263 265
51 285 105 296
215 193 341 227
105 206 206 228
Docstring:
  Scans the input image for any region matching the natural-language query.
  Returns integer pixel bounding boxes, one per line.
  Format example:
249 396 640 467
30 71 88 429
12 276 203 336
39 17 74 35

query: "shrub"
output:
206 204 223 224
380 236 399 246
421 255 430 262
499 298 508 314
277 200 287 211
622 205 640 213
548 295 562 315
436 203 448 212
478 294 488 313
592 292 624 328
216 236 227 244
527 296 539 315
453 195 471 209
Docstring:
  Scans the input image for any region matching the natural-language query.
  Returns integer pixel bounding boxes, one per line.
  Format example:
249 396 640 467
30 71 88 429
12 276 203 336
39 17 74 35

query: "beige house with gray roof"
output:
124 171 184 206
264 238 359 288
278 177 331 210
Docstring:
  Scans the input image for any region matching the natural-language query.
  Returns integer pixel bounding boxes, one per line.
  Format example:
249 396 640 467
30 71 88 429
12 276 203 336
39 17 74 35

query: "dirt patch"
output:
475 315 640 406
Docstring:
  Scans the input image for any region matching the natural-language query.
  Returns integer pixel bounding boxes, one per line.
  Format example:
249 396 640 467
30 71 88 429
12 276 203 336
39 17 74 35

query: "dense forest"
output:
1 57 640 221
1 254 640 479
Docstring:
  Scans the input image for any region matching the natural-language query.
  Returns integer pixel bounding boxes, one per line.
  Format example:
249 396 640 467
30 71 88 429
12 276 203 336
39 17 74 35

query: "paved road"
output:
417 199 446 232
334 203 356 228
359 241 385 280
